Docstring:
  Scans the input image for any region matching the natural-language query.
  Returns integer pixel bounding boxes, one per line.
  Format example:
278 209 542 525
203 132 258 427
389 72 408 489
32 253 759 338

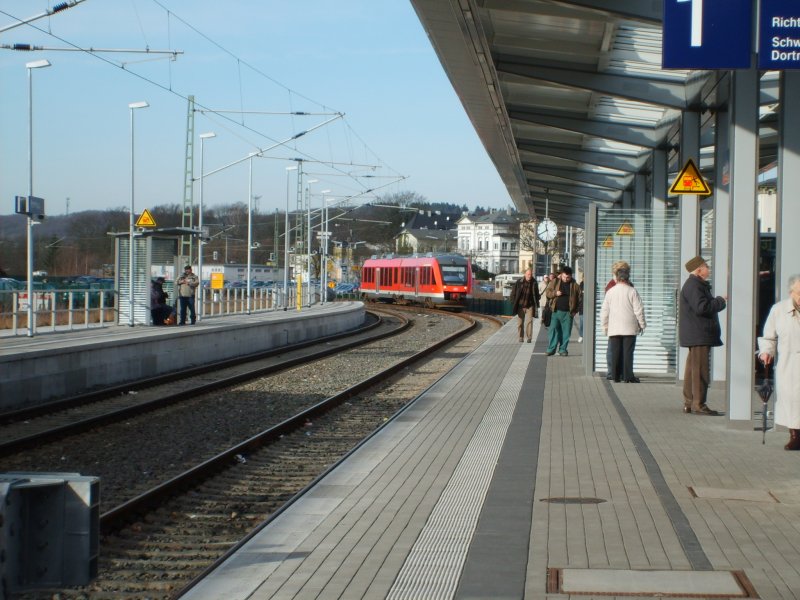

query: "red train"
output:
360 253 473 309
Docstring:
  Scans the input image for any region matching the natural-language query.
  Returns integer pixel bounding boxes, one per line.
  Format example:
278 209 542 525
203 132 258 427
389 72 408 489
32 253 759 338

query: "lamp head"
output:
26 59 51 70
200 132 216 139
129 101 149 109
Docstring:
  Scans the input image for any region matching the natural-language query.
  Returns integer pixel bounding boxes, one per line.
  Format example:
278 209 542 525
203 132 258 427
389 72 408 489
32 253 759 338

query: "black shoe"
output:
683 406 692 414
527 339 532 343
606 374 614 380
625 377 640 383
614 379 621 383
558 351 568 357
546 350 556 356
694 406 721 416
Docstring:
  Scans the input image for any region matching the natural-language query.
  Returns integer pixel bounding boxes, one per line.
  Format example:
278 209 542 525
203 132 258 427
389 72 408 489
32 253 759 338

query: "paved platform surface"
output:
184 317 800 600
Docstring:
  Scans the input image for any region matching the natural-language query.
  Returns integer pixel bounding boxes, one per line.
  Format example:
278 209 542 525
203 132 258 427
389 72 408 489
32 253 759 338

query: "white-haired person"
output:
758 274 800 450
600 266 646 383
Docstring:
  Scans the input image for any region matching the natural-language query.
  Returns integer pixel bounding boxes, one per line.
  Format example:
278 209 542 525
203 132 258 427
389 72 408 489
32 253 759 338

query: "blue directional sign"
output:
662 0 753 69
759 0 800 69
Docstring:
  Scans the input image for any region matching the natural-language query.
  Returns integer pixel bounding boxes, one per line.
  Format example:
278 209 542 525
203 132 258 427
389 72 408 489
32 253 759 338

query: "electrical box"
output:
0 473 100 595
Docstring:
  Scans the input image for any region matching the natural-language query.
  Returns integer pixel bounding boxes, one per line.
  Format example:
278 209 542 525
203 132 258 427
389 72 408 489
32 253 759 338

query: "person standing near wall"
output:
601 267 645 383
679 256 727 416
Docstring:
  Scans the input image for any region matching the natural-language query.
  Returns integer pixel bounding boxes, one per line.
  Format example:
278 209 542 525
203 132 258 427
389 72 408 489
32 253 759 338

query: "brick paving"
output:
187 318 800 600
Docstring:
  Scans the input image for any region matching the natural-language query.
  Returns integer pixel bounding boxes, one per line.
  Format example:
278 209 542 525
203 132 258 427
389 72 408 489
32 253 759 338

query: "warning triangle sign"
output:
616 221 634 236
669 158 712 196
602 235 614 248
135 208 157 228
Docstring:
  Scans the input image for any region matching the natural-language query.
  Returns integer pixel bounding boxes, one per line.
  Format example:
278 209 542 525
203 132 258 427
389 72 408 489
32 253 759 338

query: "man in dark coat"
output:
679 256 727 416
510 269 540 343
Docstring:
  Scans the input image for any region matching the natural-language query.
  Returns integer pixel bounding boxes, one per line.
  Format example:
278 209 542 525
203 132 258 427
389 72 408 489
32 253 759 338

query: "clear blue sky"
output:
0 0 511 218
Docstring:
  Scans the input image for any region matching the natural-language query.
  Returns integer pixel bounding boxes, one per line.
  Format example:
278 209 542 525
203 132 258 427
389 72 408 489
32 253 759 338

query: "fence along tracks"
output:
7 308 498 599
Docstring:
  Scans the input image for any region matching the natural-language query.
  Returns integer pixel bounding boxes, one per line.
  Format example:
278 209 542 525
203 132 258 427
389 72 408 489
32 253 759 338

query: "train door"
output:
415 266 420 296
375 267 380 293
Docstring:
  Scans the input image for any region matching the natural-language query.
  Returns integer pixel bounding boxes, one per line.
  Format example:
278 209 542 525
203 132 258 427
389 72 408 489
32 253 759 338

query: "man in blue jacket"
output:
679 256 727 415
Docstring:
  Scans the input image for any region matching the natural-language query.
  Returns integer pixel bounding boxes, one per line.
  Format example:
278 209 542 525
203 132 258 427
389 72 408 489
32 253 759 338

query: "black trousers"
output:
608 335 636 381
179 296 196 324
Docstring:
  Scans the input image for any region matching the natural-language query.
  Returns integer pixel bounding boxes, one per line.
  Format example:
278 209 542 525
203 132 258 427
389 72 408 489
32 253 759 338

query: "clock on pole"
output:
537 218 557 242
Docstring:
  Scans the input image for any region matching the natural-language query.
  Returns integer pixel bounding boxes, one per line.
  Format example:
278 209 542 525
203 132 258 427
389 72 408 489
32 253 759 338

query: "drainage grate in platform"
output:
540 497 606 505
547 568 759 597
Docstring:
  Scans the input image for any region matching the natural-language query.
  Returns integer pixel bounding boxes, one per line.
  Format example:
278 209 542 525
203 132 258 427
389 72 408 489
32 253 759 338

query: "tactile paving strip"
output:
386 340 530 600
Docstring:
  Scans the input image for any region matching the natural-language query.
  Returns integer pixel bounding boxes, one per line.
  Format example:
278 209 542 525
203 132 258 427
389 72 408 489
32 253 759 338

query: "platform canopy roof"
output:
410 0 712 227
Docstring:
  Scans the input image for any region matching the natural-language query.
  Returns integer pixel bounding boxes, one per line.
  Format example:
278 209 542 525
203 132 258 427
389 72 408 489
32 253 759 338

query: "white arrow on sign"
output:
677 0 703 47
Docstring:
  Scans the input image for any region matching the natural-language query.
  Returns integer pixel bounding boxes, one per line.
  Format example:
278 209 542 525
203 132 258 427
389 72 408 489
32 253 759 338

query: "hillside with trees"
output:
0 192 471 278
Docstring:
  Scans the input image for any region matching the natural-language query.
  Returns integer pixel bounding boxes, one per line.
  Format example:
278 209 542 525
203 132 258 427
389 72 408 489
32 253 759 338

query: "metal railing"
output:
0 284 323 337
0 288 118 336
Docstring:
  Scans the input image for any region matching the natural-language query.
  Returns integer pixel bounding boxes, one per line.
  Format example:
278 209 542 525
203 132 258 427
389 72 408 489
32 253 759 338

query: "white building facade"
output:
456 211 527 274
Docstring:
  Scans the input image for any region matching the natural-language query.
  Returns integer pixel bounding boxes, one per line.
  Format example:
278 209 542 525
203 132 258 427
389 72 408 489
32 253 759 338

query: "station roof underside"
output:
410 0 779 228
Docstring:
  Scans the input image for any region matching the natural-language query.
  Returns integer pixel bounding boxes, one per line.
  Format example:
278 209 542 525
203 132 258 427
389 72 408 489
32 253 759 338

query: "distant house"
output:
456 210 527 274
394 209 460 254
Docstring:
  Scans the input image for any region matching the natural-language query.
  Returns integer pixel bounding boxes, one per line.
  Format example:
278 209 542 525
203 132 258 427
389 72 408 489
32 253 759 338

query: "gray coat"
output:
679 274 726 347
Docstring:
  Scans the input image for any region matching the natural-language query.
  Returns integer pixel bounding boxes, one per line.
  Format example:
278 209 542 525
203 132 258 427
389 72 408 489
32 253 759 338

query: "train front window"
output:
441 265 467 284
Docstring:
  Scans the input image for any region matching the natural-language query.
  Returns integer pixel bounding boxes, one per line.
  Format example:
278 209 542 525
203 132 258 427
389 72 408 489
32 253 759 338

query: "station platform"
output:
184 317 800 600
0 302 365 411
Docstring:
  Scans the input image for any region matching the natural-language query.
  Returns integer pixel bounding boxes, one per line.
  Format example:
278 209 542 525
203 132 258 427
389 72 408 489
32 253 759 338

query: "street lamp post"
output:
25 58 50 338
305 179 318 307
319 191 331 305
197 132 215 321
284 166 297 310
246 154 256 314
127 101 149 327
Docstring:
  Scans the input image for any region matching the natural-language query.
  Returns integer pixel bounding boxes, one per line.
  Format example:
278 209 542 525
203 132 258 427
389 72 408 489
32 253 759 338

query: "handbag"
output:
541 304 552 327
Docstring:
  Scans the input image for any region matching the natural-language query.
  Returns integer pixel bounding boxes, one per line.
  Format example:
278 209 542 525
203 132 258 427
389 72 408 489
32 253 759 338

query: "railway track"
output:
0 310 403 457
11 309 501 599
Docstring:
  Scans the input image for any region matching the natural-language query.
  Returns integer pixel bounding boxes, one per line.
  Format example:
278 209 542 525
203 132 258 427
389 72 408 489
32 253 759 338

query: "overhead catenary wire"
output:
0 7 405 198
0 5 406 197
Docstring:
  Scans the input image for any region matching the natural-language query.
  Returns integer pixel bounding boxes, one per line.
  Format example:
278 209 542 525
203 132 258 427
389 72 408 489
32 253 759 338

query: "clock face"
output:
537 219 557 242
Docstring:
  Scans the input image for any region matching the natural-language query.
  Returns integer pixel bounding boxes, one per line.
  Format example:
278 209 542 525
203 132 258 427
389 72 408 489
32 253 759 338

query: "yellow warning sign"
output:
616 221 634 236
135 208 157 228
602 235 614 248
210 272 224 290
669 158 712 196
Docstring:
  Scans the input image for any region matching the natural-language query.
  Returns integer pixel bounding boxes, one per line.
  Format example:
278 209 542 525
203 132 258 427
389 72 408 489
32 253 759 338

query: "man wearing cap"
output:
176 265 199 325
679 256 727 415
544 266 582 356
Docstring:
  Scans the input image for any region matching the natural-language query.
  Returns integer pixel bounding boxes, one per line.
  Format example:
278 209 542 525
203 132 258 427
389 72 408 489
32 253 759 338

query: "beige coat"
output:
758 299 800 428
600 282 646 336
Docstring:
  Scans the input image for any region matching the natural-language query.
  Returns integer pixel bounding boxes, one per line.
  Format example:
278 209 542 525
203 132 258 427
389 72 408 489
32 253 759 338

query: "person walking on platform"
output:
600 266 645 382
176 265 199 325
538 274 550 298
545 266 581 356
758 274 800 450
510 268 540 343
680 256 727 416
